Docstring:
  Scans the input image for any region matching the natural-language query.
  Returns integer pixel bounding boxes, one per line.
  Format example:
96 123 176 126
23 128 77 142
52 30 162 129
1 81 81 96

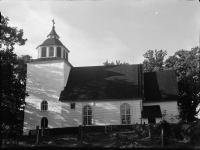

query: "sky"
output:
1 0 200 67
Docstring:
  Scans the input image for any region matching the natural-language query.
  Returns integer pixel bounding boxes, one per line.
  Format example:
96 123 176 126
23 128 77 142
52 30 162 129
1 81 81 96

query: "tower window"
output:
41 100 48 111
49 47 54 57
57 47 61 57
41 47 46 57
63 50 65 59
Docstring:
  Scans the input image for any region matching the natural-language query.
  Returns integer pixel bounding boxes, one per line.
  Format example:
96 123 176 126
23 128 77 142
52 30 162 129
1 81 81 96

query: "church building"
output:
23 21 180 135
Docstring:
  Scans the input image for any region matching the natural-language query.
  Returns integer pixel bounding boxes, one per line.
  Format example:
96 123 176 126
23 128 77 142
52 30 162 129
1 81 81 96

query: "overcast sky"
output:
1 0 199 67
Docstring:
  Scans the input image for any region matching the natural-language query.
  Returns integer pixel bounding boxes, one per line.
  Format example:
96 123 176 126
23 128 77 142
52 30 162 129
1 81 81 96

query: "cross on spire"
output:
52 19 55 26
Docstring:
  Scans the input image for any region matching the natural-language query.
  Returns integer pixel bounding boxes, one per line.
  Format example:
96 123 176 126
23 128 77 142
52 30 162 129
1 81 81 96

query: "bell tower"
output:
23 20 72 135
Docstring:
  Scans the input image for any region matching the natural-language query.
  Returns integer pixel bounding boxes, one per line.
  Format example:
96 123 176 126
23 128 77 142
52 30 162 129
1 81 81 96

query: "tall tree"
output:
103 60 129 66
165 47 200 122
143 49 167 72
1 14 28 135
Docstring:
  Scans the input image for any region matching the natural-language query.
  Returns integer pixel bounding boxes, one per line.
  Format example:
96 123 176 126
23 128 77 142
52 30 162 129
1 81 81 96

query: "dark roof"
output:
144 70 179 102
142 105 162 118
27 57 73 67
59 65 143 101
37 38 64 48
47 26 60 38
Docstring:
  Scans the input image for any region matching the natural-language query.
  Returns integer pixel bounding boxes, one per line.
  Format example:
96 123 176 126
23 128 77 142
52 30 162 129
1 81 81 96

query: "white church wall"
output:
60 99 142 127
23 60 71 135
61 102 82 127
93 101 120 125
64 62 71 86
197 104 200 119
143 101 179 123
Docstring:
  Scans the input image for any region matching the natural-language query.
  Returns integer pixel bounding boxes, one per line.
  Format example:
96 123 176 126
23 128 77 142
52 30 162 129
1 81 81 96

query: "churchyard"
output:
1 120 200 148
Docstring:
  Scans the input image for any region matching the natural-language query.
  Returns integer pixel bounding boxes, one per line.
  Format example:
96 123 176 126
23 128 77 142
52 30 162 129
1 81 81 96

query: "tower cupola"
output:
36 19 70 61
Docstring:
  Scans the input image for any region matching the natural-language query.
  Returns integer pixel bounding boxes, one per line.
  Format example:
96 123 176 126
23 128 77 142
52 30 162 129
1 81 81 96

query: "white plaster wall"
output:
143 101 179 123
197 104 200 119
23 60 71 135
61 102 82 127
64 63 71 87
61 100 142 127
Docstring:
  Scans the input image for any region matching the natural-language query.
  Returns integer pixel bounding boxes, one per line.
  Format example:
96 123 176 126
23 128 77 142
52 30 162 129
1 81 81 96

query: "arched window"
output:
57 47 61 57
83 105 92 125
49 47 54 57
120 103 131 125
41 47 46 57
41 100 48 111
41 117 48 128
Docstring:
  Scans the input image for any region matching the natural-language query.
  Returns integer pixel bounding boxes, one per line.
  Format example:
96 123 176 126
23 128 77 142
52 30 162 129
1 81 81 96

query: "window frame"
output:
41 47 47 58
70 103 76 109
49 47 54 57
41 100 48 111
120 103 131 125
41 117 48 128
83 105 92 125
57 47 61 57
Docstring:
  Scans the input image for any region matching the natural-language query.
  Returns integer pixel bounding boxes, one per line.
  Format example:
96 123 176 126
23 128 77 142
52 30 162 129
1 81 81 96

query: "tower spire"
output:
47 19 59 38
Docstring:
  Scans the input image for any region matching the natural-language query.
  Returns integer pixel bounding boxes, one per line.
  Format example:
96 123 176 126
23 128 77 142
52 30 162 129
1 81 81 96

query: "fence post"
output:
161 127 164 146
41 128 43 137
35 126 39 145
148 125 151 140
77 125 82 143
116 133 120 148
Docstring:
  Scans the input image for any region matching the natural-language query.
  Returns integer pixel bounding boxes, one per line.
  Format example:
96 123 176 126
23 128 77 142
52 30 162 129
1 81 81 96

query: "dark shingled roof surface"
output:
142 105 162 118
38 38 64 47
144 70 179 102
47 26 60 38
59 65 142 101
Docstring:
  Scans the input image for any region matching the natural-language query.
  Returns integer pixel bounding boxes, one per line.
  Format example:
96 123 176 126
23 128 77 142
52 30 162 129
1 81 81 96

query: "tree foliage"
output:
142 47 200 122
165 47 200 122
103 60 129 66
143 49 167 72
1 14 28 135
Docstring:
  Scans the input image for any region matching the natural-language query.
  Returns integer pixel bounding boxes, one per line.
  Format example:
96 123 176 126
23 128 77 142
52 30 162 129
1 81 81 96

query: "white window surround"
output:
49 47 54 57
120 103 131 125
41 117 48 128
83 105 92 125
41 47 47 58
41 100 48 111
